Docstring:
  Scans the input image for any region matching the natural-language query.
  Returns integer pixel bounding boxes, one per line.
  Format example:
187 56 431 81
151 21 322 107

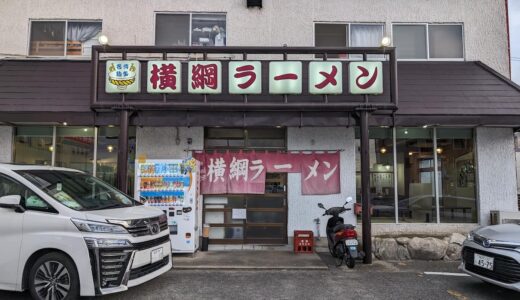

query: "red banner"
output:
194 151 340 195
300 152 340 195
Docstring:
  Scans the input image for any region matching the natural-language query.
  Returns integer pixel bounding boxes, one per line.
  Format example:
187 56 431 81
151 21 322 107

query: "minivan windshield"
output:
16 170 138 211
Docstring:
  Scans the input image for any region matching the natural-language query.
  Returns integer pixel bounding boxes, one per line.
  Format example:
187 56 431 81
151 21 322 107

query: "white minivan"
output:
0 164 172 299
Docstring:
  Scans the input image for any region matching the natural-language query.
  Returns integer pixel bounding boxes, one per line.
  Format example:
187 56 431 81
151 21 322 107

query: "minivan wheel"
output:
28 252 79 300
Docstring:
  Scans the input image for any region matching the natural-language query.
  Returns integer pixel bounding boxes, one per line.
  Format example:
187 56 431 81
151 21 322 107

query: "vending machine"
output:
135 158 200 253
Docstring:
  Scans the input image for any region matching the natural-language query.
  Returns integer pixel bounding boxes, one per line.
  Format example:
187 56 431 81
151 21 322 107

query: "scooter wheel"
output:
346 256 356 269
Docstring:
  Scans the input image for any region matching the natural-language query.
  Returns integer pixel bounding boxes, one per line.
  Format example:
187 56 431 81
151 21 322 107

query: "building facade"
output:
0 0 519 248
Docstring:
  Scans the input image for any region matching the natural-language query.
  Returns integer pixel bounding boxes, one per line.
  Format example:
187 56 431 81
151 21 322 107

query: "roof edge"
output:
475 61 520 92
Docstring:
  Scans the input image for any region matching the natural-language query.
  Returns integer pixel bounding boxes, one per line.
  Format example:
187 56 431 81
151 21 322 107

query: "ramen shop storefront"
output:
200 127 346 245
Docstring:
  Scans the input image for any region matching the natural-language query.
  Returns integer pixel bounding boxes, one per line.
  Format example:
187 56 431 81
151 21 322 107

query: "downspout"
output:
506 0 512 79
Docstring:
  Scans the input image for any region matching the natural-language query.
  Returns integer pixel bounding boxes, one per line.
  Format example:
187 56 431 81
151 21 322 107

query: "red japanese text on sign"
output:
194 151 340 195
150 63 177 90
191 63 219 90
234 65 257 89
315 65 338 89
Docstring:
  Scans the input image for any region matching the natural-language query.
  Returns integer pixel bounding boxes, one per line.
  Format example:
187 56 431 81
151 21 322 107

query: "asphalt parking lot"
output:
1 254 518 300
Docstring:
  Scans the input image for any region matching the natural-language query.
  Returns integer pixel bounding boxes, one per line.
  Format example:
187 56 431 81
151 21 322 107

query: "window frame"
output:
355 127 478 225
27 19 102 57
154 11 227 47
391 22 465 61
313 22 385 60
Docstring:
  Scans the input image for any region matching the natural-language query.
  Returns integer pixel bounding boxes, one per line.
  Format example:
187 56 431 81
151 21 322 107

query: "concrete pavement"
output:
1 253 518 299
172 251 328 270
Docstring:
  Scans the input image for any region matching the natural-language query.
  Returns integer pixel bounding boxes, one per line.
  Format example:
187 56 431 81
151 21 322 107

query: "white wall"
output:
0 0 510 77
135 127 203 159
287 127 356 238
476 127 519 225
0 126 13 163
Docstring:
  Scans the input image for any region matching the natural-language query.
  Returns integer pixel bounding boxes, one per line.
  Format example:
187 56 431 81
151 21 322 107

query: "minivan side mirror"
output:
318 203 325 209
0 195 25 213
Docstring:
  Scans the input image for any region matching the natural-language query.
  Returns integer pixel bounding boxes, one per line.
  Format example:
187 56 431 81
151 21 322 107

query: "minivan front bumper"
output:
86 233 172 295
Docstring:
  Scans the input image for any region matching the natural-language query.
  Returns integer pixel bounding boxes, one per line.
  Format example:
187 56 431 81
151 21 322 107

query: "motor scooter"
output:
318 197 362 268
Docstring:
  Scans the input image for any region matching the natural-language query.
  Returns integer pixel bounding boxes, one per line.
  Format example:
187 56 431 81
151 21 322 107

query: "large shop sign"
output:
105 60 383 95
192 151 340 195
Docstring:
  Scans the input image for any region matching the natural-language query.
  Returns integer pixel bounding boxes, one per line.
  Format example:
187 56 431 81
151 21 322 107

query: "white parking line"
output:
424 272 470 277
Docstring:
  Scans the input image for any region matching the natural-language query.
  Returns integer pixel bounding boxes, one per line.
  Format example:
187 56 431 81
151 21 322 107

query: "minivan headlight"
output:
84 237 132 249
71 218 127 234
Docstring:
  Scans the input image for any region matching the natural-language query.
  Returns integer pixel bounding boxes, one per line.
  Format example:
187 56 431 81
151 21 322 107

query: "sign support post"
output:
117 109 129 194
359 107 373 264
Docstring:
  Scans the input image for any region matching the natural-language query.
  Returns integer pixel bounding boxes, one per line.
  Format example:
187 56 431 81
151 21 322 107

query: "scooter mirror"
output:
344 197 353 206
318 203 325 209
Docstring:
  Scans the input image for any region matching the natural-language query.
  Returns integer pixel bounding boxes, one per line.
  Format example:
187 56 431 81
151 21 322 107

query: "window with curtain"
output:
350 24 384 60
29 20 101 56
350 24 383 47
155 13 226 46
314 23 383 59
67 21 102 56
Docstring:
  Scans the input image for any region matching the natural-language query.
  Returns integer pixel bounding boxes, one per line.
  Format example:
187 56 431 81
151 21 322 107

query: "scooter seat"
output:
332 223 355 233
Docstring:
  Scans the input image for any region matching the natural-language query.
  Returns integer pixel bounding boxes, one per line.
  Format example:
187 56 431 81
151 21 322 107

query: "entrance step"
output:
208 244 293 251
173 251 328 270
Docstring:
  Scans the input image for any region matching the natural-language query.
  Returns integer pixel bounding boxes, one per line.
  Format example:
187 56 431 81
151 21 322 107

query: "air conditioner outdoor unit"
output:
247 0 262 8
490 210 520 225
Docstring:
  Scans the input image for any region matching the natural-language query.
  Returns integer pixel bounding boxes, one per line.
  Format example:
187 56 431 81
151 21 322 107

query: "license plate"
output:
474 253 494 270
345 239 358 246
151 247 163 264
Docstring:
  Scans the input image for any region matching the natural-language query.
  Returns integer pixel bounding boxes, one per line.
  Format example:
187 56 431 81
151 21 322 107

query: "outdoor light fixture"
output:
107 145 114 153
436 147 443 154
62 122 68 126
98 34 109 45
381 36 391 47
408 151 413 156
83 128 88 132
404 129 409 135
380 147 387 154
49 146 54 152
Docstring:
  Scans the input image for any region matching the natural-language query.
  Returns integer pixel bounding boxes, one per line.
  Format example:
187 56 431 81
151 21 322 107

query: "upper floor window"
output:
314 23 384 58
29 20 102 56
155 13 226 46
393 24 464 60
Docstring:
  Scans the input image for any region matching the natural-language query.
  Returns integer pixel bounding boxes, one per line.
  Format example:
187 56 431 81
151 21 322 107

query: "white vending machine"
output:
135 158 200 253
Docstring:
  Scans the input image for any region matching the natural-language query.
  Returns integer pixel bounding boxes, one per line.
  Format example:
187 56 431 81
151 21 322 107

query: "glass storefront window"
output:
437 129 476 223
12 125 137 196
355 128 395 223
55 127 95 174
396 128 436 223
14 126 53 165
96 126 136 194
